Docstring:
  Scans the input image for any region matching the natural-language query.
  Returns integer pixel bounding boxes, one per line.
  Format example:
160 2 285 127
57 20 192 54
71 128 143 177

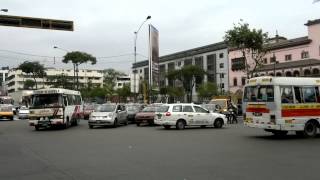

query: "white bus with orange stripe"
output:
243 76 320 137
29 88 83 131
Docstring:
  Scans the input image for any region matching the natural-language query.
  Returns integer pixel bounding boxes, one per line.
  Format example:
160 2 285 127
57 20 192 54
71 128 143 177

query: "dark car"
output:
135 105 161 126
126 104 144 123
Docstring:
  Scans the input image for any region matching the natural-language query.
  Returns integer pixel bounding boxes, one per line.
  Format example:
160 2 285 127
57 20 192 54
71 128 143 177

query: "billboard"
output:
148 24 159 90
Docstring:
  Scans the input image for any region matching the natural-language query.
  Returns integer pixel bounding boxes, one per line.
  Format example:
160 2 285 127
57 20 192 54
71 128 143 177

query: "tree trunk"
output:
33 74 38 89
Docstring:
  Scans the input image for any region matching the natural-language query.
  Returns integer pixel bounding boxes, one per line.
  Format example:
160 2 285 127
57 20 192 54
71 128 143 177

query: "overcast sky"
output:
0 0 319 73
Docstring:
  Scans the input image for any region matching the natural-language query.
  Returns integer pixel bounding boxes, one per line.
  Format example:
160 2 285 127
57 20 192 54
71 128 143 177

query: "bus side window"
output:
316 87 320 103
294 87 302 103
63 96 68 106
302 87 316 103
281 86 294 104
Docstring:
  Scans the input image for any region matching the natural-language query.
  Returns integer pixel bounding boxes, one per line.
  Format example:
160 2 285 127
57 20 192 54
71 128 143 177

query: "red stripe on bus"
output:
246 108 270 113
282 109 320 117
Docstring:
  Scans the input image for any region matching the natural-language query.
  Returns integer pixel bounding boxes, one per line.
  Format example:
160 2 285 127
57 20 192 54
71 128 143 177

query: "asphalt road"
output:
1 118 320 180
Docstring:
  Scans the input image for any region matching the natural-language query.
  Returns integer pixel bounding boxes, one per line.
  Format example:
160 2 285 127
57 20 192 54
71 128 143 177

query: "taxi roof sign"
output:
0 15 73 31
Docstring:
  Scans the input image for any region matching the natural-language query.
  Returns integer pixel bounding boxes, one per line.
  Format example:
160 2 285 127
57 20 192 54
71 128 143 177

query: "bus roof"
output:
245 76 320 86
33 88 80 95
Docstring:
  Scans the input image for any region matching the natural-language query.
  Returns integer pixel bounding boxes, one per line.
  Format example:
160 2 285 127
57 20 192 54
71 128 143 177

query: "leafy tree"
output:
167 65 206 102
23 79 35 90
197 82 218 101
62 51 97 90
116 84 131 103
224 20 268 78
102 68 126 86
18 61 46 89
46 73 73 89
167 87 185 103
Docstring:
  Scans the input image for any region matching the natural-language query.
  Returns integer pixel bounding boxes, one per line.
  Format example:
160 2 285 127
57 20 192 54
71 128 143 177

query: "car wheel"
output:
214 118 223 128
303 121 318 138
176 120 185 130
64 118 70 129
10 116 14 121
74 119 78 126
35 125 40 131
113 119 118 128
163 125 171 130
89 125 94 129
136 122 140 126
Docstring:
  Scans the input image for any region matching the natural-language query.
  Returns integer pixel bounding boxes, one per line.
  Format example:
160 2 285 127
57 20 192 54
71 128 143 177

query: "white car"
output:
18 106 30 119
154 103 227 130
88 104 128 129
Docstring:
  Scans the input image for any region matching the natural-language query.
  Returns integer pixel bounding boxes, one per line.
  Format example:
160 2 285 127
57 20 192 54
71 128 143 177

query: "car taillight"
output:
165 112 171 116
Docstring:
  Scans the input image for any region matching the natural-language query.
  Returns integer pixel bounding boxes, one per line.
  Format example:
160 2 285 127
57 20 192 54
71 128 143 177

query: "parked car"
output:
126 103 144 123
154 103 227 130
88 104 128 129
135 104 162 126
83 104 96 120
18 106 29 119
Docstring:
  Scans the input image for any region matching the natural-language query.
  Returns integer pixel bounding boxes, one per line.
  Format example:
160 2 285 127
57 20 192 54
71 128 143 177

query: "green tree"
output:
197 82 218 101
62 51 97 90
102 68 126 86
167 87 185 103
18 61 46 89
46 73 73 89
167 65 206 102
116 84 131 103
224 20 268 78
23 79 36 90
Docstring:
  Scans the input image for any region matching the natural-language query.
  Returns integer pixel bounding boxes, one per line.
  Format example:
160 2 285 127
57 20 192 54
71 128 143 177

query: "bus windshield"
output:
243 85 274 102
31 94 63 108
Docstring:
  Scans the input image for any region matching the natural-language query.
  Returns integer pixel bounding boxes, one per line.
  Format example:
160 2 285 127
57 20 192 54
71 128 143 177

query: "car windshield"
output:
201 104 216 111
31 94 62 108
95 104 116 112
157 106 169 112
142 106 157 112
84 104 95 110
243 85 274 102
126 105 140 111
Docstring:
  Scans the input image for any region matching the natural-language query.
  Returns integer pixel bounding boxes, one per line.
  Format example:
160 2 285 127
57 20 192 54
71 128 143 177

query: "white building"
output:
6 68 104 93
0 67 9 95
132 42 229 101
115 76 130 90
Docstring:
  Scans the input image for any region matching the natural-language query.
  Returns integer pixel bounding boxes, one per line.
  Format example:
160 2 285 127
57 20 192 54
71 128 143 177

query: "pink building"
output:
228 18 320 93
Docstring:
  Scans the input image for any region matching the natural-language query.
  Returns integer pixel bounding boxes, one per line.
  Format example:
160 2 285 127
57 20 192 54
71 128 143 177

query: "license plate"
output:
253 112 262 116
96 121 101 123
157 114 162 119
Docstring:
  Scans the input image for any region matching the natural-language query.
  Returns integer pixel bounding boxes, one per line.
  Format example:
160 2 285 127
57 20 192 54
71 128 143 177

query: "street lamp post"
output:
53 46 76 89
133 15 151 103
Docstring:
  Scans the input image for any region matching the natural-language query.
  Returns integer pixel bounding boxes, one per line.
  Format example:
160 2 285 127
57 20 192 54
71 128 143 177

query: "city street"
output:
1 118 320 180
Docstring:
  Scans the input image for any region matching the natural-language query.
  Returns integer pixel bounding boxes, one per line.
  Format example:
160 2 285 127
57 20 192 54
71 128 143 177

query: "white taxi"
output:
155 103 227 130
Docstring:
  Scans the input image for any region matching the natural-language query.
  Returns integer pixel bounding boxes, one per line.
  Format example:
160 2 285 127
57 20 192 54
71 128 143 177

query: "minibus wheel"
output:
303 121 318 138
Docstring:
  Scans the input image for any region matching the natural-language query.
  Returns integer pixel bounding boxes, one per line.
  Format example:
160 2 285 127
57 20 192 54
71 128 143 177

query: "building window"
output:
140 69 142 73
231 57 245 71
219 63 224 68
301 51 309 59
241 77 246 86
177 61 182 67
220 83 224 88
219 53 224 58
184 59 192 66
285 54 292 61
220 73 224 78
233 78 238 86
263 58 268 64
195 56 204 69
270 56 276 63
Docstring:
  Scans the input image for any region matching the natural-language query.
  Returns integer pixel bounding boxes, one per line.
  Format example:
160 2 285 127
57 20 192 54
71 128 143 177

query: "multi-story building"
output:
132 42 229 101
0 66 9 95
115 76 130 90
6 68 104 93
229 18 320 93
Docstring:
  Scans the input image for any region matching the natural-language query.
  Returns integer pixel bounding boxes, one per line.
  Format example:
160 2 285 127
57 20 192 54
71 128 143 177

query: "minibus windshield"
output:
243 85 274 102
